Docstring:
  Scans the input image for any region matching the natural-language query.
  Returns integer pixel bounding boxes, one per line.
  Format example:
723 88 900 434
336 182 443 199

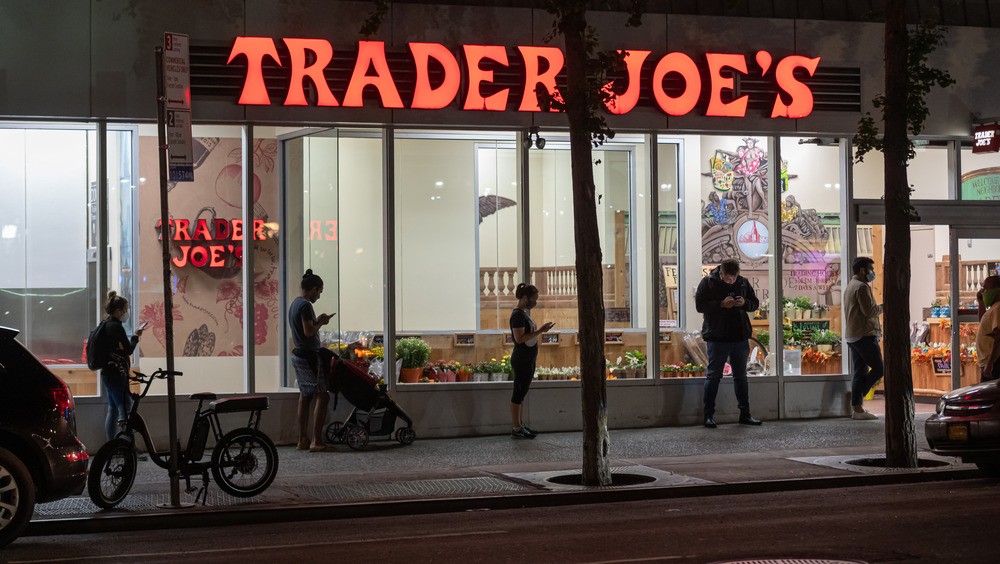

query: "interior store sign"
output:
156 218 268 268
228 38 821 119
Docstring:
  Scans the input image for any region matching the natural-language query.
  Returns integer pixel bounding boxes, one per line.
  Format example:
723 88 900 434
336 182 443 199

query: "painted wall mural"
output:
701 138 838 305
138 136 280 358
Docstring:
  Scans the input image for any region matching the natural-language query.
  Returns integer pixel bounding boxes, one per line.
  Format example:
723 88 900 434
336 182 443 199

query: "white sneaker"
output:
852 410 878 420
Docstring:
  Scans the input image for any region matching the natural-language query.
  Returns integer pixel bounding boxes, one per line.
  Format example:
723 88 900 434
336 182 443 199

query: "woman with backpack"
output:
93 291 143 441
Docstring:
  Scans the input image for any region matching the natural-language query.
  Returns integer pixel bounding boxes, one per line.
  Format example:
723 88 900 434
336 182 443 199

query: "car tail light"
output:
50 382 75 418
66 437 88 461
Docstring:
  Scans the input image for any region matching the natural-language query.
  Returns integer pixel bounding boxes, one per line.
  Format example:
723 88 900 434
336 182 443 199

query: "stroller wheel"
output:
325 422 344 445
397 427 416 445
346 425 369 450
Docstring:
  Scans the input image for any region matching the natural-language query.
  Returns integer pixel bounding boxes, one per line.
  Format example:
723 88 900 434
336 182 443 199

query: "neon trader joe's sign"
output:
157 218 267 268
228 38 821 119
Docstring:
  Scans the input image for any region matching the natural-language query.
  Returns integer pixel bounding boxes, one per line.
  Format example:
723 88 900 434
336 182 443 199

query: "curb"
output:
26 467 983 537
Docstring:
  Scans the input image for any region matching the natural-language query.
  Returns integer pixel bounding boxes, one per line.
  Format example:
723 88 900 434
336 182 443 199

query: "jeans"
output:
104 382 131 441
846 336 883 407
704 339 750 419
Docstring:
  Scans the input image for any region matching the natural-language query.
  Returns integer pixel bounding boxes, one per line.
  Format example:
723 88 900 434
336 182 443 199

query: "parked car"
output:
0 326 89 547
925 379 1000 477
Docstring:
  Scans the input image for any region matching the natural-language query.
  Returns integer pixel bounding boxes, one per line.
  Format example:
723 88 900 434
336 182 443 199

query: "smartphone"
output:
138 321 149 331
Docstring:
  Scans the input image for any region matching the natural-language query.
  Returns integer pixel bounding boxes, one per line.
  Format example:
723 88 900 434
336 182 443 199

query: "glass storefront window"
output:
779 138 844 375
854 142 950 199
961 144 1000 201
283 128 384 390
136 125 248 394
695 135 772 375
0 125 102 397
528 136 650 378
393 130 514 383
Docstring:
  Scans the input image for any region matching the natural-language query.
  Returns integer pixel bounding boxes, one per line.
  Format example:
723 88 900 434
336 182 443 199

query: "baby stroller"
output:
325 356 416 450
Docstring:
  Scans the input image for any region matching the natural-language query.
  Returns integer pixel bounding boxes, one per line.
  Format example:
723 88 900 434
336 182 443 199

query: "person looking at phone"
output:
695 258 762 428
98 291 143 442
288 269 336 452
509 283 555 439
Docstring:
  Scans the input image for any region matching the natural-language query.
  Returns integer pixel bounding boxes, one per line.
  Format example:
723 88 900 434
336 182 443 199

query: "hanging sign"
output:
164 32 194 181
972 124 1000 154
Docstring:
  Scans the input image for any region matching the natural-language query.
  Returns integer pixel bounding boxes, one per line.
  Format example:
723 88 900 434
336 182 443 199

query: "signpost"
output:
155 32 194 509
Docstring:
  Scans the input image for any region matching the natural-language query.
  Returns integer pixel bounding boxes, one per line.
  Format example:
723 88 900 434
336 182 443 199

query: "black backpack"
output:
86 320 109 370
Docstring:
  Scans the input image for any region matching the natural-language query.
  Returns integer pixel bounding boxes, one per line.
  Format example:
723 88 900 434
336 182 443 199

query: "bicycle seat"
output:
208 395 269 413
189 392 217 401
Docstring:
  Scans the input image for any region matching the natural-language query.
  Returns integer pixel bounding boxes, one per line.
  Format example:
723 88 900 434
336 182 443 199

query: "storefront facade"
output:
3 1 1000 449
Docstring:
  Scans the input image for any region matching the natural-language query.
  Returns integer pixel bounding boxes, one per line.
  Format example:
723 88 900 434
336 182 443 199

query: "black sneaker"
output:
511 427 535 439
521 424 538 438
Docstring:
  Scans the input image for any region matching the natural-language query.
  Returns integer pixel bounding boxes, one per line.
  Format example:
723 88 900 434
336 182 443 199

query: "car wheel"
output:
975 458 1000 478
0 447 36 548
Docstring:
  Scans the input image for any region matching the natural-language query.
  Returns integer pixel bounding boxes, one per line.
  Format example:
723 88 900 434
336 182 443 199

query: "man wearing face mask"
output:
843 257 882 420
975 275 1000 382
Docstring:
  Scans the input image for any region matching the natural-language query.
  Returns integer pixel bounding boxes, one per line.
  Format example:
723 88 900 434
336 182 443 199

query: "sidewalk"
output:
28 400 978 536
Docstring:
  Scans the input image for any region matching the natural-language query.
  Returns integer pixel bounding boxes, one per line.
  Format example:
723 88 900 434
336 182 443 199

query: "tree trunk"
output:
882 0 918 468
563 8 611 486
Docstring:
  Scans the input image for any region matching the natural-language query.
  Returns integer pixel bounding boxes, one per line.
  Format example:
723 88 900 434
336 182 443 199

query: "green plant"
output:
931 298 942 308
792 296 813 310
782 296 795 309
783 324 805 346
756 330 770 348
624 350 646 370
396 337 431 369
812 330 841 345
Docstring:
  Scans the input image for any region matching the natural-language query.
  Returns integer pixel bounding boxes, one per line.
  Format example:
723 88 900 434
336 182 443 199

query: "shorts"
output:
291 350 329 397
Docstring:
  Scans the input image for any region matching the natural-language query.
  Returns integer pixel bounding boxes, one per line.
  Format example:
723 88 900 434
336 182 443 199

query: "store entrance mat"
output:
504 465 713 491
787 453 974 474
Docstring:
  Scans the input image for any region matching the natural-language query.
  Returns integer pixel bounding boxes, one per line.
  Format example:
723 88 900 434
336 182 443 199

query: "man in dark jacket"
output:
695 258 762 428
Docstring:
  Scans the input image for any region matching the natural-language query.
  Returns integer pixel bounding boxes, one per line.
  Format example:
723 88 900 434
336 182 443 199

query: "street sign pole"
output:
154 46 185 509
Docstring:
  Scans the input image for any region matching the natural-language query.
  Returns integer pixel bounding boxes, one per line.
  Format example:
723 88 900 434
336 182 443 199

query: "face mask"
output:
866 271 876 283
984 288 1000 308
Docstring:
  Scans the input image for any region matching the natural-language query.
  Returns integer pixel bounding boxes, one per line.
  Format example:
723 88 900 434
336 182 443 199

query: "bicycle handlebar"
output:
131 369 184 381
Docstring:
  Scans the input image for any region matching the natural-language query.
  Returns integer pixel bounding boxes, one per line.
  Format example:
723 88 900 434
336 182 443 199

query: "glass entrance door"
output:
953 228 1000 390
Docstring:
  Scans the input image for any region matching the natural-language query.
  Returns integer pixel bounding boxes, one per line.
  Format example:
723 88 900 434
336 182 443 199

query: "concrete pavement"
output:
27 398 982 537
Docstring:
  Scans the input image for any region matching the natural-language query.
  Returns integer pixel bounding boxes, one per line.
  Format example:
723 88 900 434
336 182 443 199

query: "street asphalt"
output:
27 398 986 537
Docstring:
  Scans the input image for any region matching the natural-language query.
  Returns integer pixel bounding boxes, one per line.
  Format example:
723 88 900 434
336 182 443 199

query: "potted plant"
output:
609 356 628 379
812 330 841 353
931 298 943 318
396 337 431 383
782 296 796 320
624 350 646 378
659 365 677 378
471 361 490 382
793 296 814 319
455 362 471 382
758 299 769 320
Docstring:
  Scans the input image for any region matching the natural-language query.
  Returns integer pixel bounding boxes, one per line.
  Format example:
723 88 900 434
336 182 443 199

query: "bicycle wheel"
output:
211 429 278 498
87 438 137 509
